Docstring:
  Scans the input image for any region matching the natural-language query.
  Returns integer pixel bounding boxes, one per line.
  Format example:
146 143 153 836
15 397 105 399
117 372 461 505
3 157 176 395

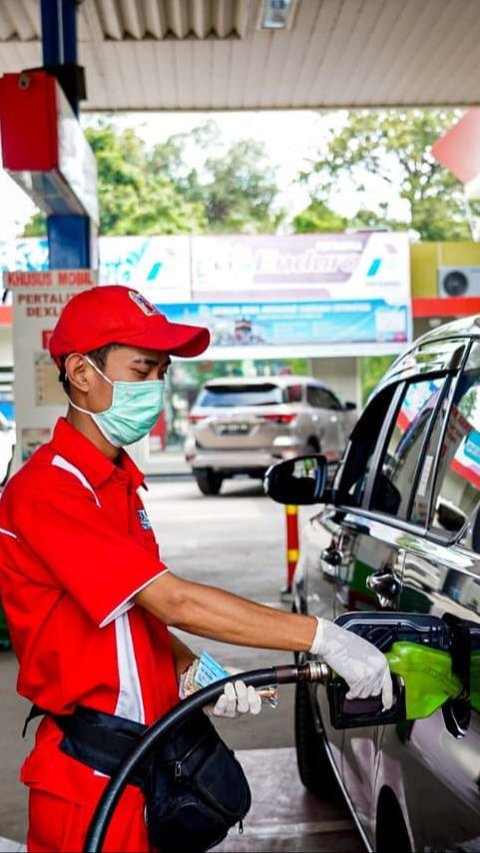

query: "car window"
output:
197 383 285 407
370 376 447 520
385 339 467 385
429 344 480 537
286 384 303 403
306 386 320 407
318 389 342 410
336 384 400 508
409 384 454 526
307 386 341 410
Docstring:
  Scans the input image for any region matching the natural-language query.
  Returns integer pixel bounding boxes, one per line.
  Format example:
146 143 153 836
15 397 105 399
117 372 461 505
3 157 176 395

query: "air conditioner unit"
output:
438 266 480 297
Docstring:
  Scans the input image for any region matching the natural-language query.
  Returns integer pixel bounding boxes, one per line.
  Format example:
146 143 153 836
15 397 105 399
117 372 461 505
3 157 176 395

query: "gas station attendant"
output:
0 285 392 853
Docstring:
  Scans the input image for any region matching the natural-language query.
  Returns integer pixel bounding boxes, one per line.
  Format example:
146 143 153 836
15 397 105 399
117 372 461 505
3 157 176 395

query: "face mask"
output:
68 356 165 447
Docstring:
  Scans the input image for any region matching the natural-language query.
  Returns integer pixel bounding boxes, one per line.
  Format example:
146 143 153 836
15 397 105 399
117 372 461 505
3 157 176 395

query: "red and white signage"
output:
9 270 96 470
0 70 98 222
4 269 97 289
432 109 480 199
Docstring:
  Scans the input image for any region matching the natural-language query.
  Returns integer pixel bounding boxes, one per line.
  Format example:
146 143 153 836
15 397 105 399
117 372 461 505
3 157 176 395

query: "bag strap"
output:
22 704 47 738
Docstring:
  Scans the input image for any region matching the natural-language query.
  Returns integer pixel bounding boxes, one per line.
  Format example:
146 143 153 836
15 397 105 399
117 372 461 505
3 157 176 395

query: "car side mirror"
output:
264 454 328 505
344 401 356 411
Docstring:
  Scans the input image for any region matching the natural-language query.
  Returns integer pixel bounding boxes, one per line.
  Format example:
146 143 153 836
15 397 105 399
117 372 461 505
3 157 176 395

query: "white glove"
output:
212 680 262 718
310 617 393 710
179 660 263 719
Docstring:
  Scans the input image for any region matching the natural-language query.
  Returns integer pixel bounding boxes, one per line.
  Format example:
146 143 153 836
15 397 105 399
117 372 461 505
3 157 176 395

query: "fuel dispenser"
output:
84 611 475 852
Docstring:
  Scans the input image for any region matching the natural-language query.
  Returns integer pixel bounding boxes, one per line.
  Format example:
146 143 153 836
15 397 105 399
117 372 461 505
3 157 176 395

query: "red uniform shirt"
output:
0 418 179 804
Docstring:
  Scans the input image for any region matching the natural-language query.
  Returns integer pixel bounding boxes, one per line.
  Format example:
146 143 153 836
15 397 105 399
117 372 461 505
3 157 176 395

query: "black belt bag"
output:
27 705 251 853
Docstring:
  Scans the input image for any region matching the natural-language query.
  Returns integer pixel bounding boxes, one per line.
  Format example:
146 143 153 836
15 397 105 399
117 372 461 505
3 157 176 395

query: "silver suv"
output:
184 376 357 495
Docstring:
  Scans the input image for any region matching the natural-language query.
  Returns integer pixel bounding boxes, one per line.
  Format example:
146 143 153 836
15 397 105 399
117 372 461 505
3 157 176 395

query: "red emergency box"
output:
0 70 98 221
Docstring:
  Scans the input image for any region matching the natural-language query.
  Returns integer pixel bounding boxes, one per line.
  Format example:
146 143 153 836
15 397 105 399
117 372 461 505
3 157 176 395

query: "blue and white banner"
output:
165 299 408 348
0 232 411 353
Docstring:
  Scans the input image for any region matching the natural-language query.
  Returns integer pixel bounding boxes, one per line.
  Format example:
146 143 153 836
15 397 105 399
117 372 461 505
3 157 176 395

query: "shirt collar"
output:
50 418 146 490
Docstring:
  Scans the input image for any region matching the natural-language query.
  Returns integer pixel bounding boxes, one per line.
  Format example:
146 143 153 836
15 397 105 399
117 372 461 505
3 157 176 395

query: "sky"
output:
0 108 410 240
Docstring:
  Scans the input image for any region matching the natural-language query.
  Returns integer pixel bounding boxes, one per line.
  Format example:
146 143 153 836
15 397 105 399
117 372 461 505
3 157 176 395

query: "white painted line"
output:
0 838 26 853
239 819 354 838
0 823 354 851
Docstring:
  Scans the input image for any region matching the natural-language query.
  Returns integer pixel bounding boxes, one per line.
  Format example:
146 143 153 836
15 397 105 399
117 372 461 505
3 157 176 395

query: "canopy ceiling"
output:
0 0 478 111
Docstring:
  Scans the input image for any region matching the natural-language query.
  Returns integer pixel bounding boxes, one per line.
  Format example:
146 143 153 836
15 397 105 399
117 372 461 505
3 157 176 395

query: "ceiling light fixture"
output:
259 0 298 31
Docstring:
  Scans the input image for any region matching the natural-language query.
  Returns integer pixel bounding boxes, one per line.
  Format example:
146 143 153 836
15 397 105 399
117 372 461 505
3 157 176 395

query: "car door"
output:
383 338 480 851
320 387 353 452
320 338 466 842
311 382 404 826
306 385 344 460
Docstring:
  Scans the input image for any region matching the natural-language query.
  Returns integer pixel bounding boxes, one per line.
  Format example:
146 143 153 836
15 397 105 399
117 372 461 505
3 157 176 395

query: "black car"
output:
266 315 480 852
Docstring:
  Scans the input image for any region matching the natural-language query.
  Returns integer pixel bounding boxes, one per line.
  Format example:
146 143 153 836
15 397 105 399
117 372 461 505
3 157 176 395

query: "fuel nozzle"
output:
325 612 469 730
273 661 331 684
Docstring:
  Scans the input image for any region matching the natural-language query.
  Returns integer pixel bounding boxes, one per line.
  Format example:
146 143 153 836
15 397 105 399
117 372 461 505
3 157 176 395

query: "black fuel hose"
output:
83 661 329 852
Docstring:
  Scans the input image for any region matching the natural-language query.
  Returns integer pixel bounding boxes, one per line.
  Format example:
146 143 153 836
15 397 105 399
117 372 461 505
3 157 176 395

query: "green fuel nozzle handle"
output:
386 642 463 720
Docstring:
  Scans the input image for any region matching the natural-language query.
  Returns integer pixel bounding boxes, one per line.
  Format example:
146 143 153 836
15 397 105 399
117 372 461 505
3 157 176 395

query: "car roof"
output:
414 314 480 346
370 313 480 402
202 376 331 389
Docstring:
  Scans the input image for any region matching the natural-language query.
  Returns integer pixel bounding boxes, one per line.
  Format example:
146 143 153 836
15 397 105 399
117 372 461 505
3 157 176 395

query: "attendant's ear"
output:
65 354 91 393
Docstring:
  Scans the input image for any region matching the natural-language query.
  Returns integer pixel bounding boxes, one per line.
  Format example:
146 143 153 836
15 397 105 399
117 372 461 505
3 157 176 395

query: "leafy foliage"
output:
297 109 471 240
23 120 282 237
293 200 347 233
22 212 46 236
86 124 206 235
360 355 396 405
293 198 405 234
150 120 283 234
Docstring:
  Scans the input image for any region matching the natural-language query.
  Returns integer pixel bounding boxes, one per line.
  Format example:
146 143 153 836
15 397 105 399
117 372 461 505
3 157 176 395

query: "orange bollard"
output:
281 504 299 598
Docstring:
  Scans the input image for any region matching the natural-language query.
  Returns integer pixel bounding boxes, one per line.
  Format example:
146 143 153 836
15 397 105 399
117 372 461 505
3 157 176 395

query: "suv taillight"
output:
188 414 207 424
262 414 296 424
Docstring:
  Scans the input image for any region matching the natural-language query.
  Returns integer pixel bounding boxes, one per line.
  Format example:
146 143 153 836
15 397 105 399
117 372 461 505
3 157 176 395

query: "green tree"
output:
22 212 46 236
23 120 283 237
360 355 396 405
87 123 208 235
293 199 347 233
150 120 283 234
293 198 407 234
23 122 207 237
299 109 471 241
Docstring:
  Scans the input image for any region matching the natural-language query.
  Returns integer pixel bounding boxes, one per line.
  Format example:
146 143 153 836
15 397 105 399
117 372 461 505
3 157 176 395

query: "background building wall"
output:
310 356 360 408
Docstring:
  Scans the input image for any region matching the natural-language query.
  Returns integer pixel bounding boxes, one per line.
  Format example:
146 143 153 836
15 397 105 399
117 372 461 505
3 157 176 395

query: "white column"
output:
310 356 360 408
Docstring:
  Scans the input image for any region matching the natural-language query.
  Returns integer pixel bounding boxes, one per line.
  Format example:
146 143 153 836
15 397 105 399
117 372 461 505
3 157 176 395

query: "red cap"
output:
49 286 210 366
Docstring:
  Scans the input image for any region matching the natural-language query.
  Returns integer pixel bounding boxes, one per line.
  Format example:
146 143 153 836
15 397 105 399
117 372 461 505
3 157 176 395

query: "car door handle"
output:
321 545 343 567
366 571 401 600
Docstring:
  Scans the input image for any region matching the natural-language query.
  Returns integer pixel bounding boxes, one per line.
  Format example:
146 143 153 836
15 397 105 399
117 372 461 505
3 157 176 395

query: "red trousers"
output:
27 788 153 853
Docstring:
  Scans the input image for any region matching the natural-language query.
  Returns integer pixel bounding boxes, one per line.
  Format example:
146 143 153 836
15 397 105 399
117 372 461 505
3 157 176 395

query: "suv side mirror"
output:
344 401 357 411
264 454 328 505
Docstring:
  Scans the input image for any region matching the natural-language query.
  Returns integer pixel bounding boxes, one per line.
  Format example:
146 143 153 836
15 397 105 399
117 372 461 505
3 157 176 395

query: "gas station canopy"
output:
0 0 479 112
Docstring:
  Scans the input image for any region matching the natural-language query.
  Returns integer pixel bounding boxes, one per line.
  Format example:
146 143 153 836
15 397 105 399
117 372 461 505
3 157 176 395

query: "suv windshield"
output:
197 383 287 407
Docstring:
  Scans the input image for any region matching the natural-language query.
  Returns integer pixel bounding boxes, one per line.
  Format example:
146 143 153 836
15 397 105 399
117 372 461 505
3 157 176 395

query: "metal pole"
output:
40 0 63 66
280 504 299 600
40 0 95 269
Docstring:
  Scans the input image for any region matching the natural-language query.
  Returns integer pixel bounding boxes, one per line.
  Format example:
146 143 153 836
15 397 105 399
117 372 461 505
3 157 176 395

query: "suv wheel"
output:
194 470 223 496
295 677 341 800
